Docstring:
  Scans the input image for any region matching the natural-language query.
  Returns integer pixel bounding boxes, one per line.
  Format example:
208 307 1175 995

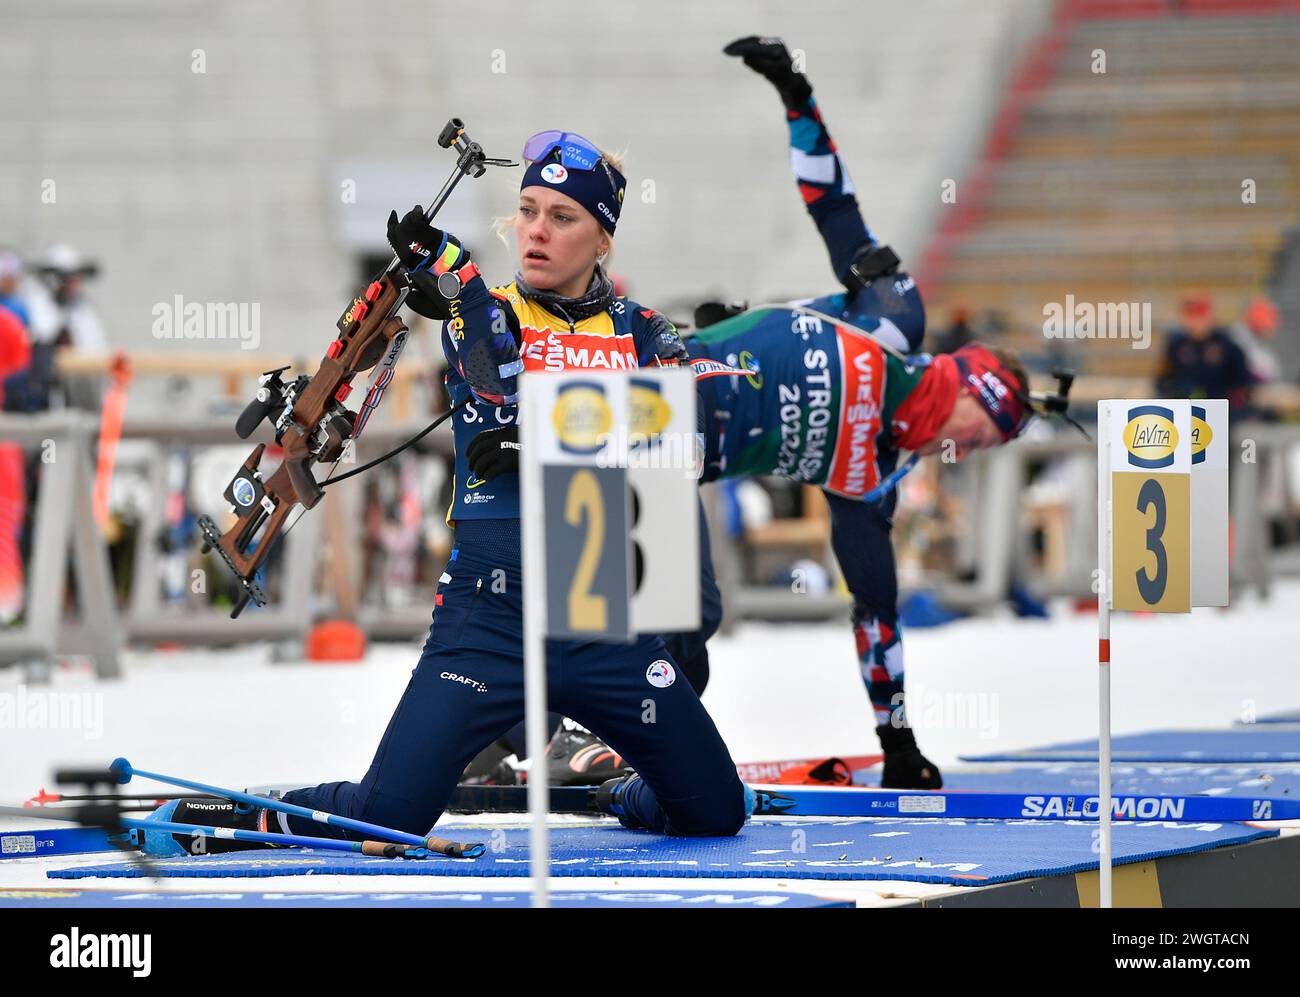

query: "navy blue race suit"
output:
281 270 747 839
670 88 927 752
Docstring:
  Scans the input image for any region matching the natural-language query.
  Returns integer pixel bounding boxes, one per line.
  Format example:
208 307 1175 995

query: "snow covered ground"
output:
2 581 1297 802
2 580 1296 906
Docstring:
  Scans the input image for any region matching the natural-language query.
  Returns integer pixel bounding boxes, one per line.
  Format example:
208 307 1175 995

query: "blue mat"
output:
961 729 1300 763
939 762 1300 800
47 818 1276 887
0 888 848 908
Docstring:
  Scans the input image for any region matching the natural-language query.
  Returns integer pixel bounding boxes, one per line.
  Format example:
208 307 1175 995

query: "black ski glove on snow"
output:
466 425 520 483
723 36 813 111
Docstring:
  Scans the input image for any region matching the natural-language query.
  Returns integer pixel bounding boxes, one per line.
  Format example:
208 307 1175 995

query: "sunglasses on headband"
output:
521 130 622 199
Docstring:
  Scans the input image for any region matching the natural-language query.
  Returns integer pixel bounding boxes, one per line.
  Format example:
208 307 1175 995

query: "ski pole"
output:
110 758 485 858
3 805 415 860
119 815 431 859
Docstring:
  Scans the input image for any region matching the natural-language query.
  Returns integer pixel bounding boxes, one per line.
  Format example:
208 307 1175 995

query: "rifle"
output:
198 118 515 618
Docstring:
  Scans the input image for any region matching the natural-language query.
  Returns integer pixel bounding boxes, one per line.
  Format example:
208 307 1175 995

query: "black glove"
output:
723 36 813 111
641 311 691 366
388 206 475 321
401 268 450 321
693 300 748 330
387 206 451 272
465 425 520 483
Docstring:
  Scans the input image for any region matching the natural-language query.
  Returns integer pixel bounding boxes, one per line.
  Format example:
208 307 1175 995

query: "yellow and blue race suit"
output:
280 273 748 840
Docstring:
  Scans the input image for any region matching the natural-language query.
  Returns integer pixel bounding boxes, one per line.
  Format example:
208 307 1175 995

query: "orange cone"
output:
305 619 367 662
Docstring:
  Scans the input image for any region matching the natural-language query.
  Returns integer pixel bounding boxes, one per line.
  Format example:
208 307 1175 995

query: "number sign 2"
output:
542 464 632 640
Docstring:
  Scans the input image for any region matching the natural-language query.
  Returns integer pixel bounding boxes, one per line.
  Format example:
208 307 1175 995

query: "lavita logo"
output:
1191 405 1212 465
1122 405 1178 469
50 927 151 977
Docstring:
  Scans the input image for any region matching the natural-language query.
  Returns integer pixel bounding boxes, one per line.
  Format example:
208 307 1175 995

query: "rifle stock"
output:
198 274 410 617
197 118 514 619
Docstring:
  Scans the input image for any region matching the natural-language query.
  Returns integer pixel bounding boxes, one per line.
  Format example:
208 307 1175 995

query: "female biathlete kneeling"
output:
144 131 751 854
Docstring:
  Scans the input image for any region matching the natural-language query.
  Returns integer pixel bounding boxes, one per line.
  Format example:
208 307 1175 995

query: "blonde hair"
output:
493 145 626 266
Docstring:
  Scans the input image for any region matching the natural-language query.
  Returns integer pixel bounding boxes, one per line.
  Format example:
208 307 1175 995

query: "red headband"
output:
951 344 1027 443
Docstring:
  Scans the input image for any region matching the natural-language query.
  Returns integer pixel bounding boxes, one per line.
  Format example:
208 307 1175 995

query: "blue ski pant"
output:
282 520 746 839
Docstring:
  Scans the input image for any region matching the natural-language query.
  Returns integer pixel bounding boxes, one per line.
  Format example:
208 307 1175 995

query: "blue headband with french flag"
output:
520 139 627 235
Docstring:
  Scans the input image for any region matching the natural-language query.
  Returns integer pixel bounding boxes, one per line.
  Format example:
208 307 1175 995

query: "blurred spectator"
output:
1155 291 1253 415
0 305 31 408
0 250 30 327
929 304 975 355
1229 295 1283 384
13 244 107 412
27 244 106 353
0 305 31 623
0 251 43 412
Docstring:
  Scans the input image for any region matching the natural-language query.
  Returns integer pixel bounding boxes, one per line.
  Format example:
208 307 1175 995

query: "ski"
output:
1 826 128 860
449 784 596 815
749 785 1300 822
447 783 1299 822
734 753 881 783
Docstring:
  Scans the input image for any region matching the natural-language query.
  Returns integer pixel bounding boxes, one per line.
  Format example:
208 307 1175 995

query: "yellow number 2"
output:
565 469 607 631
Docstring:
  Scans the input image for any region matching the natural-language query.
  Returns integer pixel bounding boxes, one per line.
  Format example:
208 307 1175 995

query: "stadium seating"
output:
922 8 1300 376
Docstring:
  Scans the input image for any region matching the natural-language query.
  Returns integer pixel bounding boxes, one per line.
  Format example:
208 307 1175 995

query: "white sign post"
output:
519 367 698 907
1096 398 1228 907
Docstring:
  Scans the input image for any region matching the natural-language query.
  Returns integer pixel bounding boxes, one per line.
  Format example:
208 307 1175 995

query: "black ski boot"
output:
462 736 520 786
139 796 285 857
877 724 943 789
548 721 630 787
593 774 647 830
